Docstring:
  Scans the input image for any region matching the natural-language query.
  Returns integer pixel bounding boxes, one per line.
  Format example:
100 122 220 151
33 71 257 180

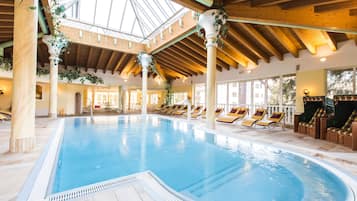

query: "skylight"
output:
60 0 186 43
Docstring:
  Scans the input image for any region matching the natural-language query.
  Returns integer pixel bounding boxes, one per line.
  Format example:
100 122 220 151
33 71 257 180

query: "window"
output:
150 94 159 105
239 81 251 105
194 84 205 106
173 92 187 104
253 80 265 105
217 83 227 105
228 82 239 105
94 92 119 108
327 69 354 98
282 75 296 105
267 77 280 105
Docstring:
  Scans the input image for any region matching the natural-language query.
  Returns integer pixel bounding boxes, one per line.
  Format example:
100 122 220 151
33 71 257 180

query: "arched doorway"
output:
75 92 81 115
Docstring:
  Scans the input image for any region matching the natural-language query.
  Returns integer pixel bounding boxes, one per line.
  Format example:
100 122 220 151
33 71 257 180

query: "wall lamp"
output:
303 89 310 96
0 90 4 95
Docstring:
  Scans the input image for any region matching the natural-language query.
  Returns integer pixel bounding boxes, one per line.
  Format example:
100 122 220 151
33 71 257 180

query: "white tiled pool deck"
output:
0 115 356 201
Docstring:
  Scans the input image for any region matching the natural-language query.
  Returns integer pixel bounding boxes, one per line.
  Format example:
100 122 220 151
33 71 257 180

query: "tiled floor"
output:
0 115 356 201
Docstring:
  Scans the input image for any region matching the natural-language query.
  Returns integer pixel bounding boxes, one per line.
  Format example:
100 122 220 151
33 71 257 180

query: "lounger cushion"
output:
241 119 256 127
217 116 240 123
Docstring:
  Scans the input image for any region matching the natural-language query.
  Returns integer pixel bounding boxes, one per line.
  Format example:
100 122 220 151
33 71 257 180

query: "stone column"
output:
139 53 152 115
10 0 38 152
198 9 226 129
42 35 64 118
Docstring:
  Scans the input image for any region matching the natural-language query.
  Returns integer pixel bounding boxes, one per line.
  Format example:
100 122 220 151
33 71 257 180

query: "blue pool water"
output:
52 116 350 201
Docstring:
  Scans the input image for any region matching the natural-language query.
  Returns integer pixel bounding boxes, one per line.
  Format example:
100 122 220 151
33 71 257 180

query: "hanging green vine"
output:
197 8 228 48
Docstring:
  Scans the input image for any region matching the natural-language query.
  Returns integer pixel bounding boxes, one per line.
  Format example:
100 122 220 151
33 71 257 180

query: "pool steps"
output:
46 171 192 201
182 162 245 197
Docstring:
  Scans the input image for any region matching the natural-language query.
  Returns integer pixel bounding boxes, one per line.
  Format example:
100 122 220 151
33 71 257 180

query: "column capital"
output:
138 52 152 71
198 9 227 47
42 35 67 65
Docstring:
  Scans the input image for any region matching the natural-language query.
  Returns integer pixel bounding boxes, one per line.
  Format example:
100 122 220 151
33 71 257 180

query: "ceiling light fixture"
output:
320 57 327 62
113 38 117 45
128 41 132 49
97 34 101 42
79 30 83 38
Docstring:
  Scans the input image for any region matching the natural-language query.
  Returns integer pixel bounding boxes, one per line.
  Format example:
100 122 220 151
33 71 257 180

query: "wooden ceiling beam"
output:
95 49 105 73
75 44 81 66
228 25 270 62
225 2 357 34
292 29 317 54
222 37 258 65
156 54 198 75
186 34 238 67
250 0 292 7
120 55 136 75
314 1 357 13
266 26 299 57
169 46 208 68
159 51 203 75
161 49 206 73
237 23 283 60
154 63 167 81
156 57 192 76
350 8 357 16
0 1 14 7
171 0 207 12
85 47 93 71
321 31 338 51
112 53 128 74
178 40 228 70
279 0 348 10
104 51 117 73
159 63 188 78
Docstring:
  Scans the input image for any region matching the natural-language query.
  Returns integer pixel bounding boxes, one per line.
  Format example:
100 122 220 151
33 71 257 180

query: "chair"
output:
183 106 202 117
320 95 357 150
154 104 166 112
216 107 248 123
256 112 285 128
173 105 188 115
0 113 10 121
202 108 224 119
192 108 206 119
294 96 333 138
241 108 266 127
0 111 11 119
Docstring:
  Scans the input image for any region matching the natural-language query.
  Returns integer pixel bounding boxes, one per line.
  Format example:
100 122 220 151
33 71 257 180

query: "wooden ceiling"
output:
1 0 357 81
0 0 14 43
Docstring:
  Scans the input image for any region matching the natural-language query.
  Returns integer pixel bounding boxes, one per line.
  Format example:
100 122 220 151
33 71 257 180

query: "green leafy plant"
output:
80 73 104 84
0 57 12 71
58 68 81 83
36 66 50 76
197 8 228 48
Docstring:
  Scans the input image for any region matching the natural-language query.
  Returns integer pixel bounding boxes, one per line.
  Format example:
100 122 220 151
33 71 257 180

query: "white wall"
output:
172 40 357 86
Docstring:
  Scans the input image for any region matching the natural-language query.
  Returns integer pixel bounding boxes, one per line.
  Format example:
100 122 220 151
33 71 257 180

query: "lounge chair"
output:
183 106 203 117
241 108 266 127
164 105 178 115
154 104 166 112
192 108 206 119
202 108 224 119
0 113 10 121
216 107 248 123
256 112 285 128
173 105 188 115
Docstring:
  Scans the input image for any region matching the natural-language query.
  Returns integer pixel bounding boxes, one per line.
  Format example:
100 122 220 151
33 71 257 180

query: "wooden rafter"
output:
224 2 357 34
95 49 105 73
75 44 81 66
159 51 203 75
164 48 206 73
314 1 357 13
104 51 116 73
250 0 293 7
279 0 348 10
171 0 207 12
156 57 192 76
236 23 283 60
229 25 270 62
85 47 93 71
222 37 258 65
321 31 337 51
292 29 316 54
156 54 197 76
266 26 299 57
112 53 128 74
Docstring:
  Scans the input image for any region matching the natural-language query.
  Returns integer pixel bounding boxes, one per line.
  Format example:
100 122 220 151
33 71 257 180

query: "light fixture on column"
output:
320 57 327 62
303 89 310 96
168 26 173 34
0 89 4 95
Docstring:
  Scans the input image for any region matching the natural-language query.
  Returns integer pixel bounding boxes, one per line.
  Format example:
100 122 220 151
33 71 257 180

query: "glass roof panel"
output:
60 0 186 43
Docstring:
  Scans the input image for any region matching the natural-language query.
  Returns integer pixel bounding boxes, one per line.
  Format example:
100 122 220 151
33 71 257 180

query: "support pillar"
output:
198 9 226 129
43 35 65 118
139 53 152 115
10 0 38 152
